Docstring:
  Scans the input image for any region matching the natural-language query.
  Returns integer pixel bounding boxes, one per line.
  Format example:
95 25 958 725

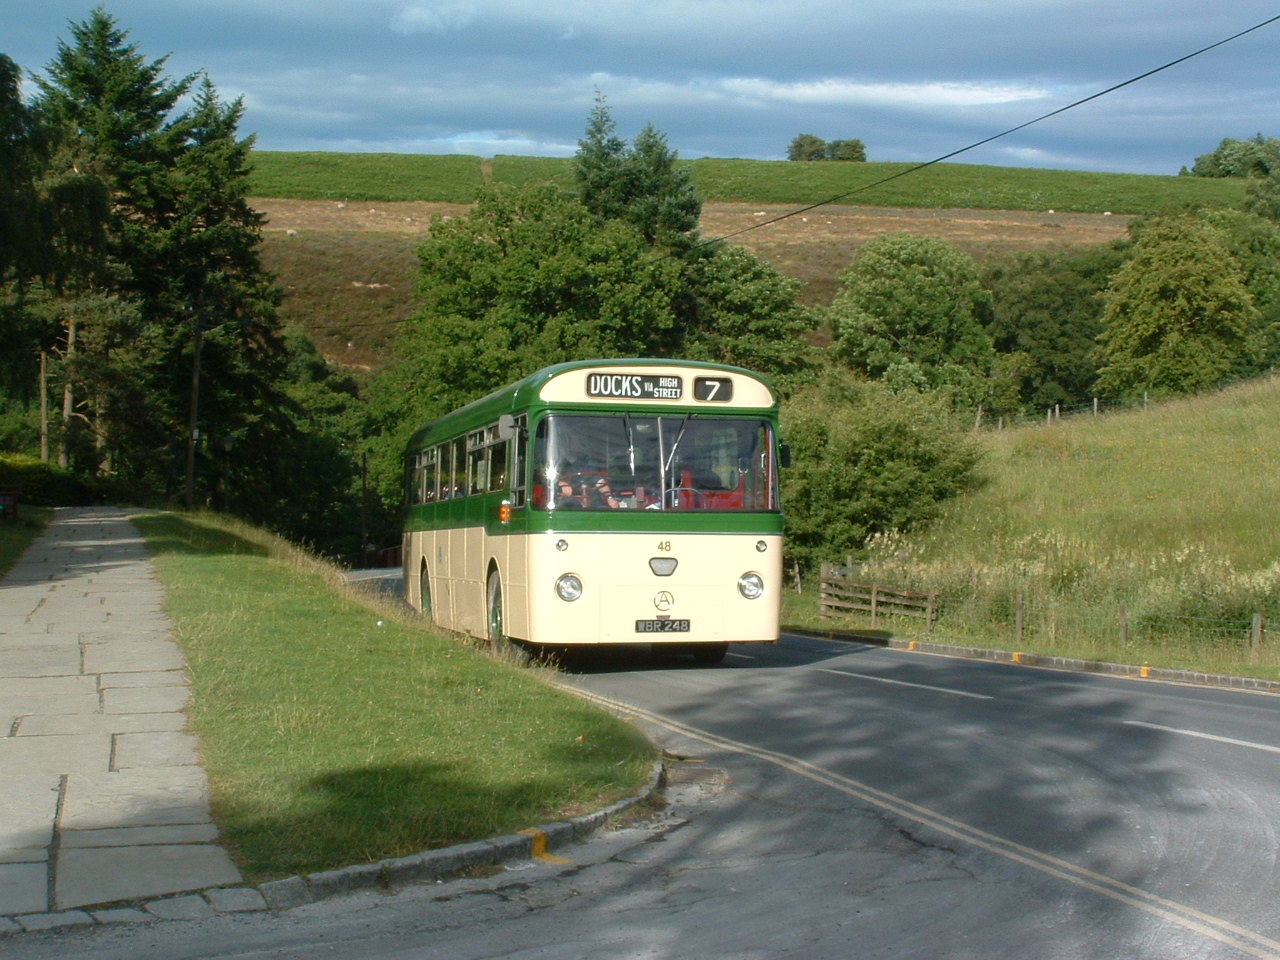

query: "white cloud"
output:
718 77 1050 109
391 3 478 35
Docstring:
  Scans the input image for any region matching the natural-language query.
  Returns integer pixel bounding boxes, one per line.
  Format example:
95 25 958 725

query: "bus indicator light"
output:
499 500 512 524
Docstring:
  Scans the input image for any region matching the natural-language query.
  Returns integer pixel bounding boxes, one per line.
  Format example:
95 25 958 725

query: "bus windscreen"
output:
533 414 777 511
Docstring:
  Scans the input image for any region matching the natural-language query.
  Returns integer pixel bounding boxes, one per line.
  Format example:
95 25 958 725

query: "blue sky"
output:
6 1 1280 174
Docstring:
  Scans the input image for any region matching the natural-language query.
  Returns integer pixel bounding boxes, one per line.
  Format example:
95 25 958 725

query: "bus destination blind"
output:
586 373 683 400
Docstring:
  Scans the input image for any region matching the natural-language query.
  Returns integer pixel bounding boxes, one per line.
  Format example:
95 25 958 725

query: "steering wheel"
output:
665 486 709 509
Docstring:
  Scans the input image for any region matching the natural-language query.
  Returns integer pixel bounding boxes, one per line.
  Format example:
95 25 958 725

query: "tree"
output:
1199 208 1280 376
680 245 817 393
787 133 827 162
361 182 688 501
981 244 1126 410
780 370 980 571
32 6 195 475
1241 139 1280 223
0 55 41 286
1096 216 1258 399
826 139 866 162
573 97 700 251
787 134 866 161
1189 134 1278 178
24 9 316 522
830 234 995 407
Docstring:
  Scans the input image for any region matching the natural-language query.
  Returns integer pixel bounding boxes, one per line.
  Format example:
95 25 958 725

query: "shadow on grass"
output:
222 760 584 882
133 512 269 558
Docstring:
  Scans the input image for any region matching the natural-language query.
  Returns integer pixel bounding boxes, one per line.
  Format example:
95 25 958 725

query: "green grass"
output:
819 376 1280 679
249 151 486 202
0 506 50 578
250 150 1247 214
132 511 654 883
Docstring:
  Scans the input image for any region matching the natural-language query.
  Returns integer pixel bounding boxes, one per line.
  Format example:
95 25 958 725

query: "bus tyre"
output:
693 642 729 665
487 571 530 666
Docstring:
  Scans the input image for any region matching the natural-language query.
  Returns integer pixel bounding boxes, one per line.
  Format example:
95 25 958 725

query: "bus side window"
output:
489 438 507 493
450 437 466 499
423 447 438 503
467 430 487 496
510 415 527 507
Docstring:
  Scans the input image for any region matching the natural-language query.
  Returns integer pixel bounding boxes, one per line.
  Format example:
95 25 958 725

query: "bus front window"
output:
537 415 777 511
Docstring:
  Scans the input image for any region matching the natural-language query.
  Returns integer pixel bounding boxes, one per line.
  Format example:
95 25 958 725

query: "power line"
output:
294 13 1280 338
703 13 1280 246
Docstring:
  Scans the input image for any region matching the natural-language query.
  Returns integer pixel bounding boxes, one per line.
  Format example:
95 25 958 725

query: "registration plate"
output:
635 619 691 633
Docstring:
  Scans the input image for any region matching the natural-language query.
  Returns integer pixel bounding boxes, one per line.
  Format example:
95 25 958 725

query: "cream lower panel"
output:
415 526 530 642
525 532 782 645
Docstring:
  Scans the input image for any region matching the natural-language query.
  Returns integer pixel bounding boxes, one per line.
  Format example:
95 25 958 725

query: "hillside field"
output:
250 151 1244 368
843 375 1280 676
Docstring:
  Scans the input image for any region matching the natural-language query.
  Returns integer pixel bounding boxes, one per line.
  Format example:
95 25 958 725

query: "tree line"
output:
6 10 1280 572
0 8 361 551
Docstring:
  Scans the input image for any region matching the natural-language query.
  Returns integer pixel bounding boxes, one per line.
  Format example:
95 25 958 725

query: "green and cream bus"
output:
402 359 787 664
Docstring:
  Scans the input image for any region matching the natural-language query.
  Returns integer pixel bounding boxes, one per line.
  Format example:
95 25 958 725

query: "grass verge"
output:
132 510 655 884
0 506 51 578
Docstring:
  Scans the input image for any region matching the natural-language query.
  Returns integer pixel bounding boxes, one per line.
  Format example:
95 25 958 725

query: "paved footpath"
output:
0 507 242 925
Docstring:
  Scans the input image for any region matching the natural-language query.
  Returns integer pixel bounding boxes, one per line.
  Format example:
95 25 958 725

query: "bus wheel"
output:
487 571 530 666
692 642 729 665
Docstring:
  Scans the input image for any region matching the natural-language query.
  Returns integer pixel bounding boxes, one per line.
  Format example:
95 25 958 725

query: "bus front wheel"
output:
487 571 530 666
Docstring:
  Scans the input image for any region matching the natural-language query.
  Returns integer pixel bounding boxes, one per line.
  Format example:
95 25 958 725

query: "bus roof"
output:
405 358 780 452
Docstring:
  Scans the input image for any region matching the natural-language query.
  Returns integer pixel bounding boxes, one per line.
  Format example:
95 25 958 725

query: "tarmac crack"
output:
46 774 68 912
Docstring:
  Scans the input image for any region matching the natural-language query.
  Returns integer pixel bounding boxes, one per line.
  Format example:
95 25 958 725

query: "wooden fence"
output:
818 567 1275 665
819 563 937 631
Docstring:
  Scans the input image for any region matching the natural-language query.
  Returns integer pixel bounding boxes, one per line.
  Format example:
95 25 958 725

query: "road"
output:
7 634 1280 959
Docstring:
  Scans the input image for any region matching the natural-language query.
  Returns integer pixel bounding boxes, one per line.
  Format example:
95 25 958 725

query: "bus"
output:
402 359 788 664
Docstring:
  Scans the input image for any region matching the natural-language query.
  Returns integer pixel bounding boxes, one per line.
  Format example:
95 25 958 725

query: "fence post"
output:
927 593 937 633
1015 590 1024 646
870 584 879 625
819 562 833 619
1253 611 1264 665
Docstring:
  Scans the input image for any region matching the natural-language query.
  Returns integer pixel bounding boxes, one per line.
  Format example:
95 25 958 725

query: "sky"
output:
5 1 1280 175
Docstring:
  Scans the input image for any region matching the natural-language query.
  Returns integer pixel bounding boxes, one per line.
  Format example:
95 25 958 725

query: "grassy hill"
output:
248 151 1246 211
836 376 1280 677
251 151 1245 368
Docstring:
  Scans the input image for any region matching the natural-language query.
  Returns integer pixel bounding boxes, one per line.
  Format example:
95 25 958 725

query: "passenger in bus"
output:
590 477 619 509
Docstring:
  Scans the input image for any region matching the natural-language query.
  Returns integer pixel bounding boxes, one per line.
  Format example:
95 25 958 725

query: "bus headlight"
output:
556 574 584 602
737 572 765 600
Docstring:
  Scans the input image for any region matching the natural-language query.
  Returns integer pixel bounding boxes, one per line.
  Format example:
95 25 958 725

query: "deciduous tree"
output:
830 234 995 408
780 369 980 570
787 133 827 161
1096 216 1258 399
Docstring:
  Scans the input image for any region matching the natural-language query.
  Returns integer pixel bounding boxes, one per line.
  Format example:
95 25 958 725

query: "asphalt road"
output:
7 633 1280 959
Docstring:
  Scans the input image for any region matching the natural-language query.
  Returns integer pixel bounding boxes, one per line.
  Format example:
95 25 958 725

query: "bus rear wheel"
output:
487 571 530 666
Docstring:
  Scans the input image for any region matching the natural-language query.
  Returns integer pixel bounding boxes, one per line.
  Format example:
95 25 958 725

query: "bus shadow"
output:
551 634 883 674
